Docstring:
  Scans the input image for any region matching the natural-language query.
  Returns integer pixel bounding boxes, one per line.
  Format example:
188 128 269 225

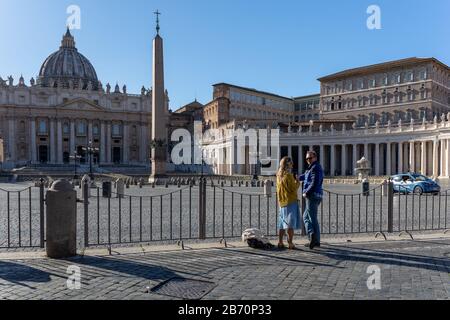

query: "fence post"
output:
198 178 206 240
83 179 89 247
39 178 45 248
387 180 394 233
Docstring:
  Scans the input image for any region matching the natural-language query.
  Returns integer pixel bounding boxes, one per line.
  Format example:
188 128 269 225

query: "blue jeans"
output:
303 196 322 243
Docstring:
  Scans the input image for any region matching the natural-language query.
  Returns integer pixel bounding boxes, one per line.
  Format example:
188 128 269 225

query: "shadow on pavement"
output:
0 260 53 289
309 242 450 273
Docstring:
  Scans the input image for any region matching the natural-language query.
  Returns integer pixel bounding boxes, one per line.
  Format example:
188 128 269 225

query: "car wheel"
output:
413 186 423 195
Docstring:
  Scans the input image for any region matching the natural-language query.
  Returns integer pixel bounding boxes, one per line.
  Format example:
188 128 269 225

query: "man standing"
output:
298 151 324 249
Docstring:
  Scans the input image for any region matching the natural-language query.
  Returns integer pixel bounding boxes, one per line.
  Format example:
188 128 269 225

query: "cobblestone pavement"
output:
0 238 448 300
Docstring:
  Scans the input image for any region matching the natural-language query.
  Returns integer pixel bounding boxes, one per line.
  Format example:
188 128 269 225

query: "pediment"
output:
58 98 106 111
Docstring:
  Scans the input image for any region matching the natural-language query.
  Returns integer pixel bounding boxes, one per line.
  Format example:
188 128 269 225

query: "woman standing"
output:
276 156 301 249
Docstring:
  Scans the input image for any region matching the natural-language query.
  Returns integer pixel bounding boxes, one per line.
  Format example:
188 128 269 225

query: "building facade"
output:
0 29 156 169
203 58 450 179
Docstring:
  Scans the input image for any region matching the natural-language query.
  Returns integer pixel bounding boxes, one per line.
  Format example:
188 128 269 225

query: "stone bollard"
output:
221 181 224 187
362 179 370 197
81 174 91 199
116 178 125 198
382 180 389 197
245 181 249 187
45 180 77 258
264 180 272 198
139 178 144 189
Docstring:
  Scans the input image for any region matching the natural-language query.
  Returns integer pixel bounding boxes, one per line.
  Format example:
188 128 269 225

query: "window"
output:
77 122 86 136
93 124 99 136
370 79 376 88
397 74 402 84
39 120 47 134
112 124 121 136
63 123 70 134
420 70 428 80
384 75 389 86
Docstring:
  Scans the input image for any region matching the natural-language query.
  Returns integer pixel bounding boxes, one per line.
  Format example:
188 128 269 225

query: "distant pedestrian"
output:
298 151 324 249
276 156 301 250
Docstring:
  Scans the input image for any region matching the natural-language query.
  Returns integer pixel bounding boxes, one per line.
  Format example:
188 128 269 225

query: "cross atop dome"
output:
61 27 76 49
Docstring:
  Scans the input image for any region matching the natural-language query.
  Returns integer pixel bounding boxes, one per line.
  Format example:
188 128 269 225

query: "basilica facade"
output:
0 29 157 170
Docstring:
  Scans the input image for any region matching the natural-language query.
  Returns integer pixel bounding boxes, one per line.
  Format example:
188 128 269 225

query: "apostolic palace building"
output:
0 27 449 179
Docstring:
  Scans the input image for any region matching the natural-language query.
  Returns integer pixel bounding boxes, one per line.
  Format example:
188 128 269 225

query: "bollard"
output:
382 180 388 197
45 180 77 258
362 179 370 197
102 181 112 198
81 174 91 199
116 178 125 198
264 180 272 198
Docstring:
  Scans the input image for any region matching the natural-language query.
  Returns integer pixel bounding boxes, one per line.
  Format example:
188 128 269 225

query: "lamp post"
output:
82 140 99 181
69 150 82 180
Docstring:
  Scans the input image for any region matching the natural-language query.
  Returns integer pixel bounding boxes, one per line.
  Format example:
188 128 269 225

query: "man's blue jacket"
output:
299 161 324 198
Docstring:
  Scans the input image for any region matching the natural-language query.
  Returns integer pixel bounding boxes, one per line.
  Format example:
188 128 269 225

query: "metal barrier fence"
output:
0 184 45 249
82 179 450 248
1 179 449 249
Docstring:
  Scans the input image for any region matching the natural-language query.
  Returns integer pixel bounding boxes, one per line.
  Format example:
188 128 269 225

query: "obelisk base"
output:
149 160 167 185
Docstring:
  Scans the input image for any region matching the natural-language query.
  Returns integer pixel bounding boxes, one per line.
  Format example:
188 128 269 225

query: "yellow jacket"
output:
276 173 300 207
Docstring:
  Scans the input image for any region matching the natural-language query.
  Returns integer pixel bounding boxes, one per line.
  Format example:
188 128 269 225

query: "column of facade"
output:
386 142 392 176
374 143 380 176
288 145 292 159
70 120 76 155
123 123 129 164
433 140 439 178
330 145 336 177
8 118 16 162
49 118 56 164
352 144 357 174
56 119 63 164
100 122 106 164
364 143 369 159
106 122 112 164
421 141 427 175
140 124 147 163
341 144 347 176
88 120 93 143
398 142 403 173
30 118 37 164
409 141 415 173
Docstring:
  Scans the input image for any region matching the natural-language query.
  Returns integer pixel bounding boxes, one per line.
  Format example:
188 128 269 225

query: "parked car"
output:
391 173 441 195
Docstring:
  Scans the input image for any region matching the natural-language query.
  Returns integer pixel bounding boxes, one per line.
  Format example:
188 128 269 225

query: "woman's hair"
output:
277 156 293 180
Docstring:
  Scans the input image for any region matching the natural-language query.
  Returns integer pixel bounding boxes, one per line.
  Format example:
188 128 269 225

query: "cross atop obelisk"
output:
154 10 161 35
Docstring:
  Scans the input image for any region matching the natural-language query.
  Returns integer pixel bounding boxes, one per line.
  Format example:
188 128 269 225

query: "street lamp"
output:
82 140 99 181
69 150 82 180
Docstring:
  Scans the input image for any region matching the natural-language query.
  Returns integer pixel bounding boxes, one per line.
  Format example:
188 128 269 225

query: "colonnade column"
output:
341 144 347 176
409 141 415 173
123 123 129 164
374 143 380 176
433 140 439 178
439 139 446 177
447 139 450 178
398 142 403 173
330 144 336 177
386 142 392 176
421 141 427 175
299 145 305 174
352 144 357 174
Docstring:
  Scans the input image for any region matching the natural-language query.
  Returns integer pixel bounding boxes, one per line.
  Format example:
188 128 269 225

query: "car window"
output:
393 176 402 182
413 174 427 182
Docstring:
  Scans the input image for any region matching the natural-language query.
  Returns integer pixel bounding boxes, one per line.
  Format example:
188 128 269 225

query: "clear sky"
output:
0 0 449 110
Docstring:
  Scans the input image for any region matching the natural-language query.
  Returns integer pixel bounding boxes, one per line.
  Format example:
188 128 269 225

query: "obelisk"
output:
149 10 168 183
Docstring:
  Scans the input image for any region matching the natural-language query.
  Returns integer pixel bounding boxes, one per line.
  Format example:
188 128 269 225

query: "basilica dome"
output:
38 28 99 90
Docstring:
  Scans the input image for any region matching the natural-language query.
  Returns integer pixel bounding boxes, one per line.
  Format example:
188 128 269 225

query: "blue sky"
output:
0 0 449 109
